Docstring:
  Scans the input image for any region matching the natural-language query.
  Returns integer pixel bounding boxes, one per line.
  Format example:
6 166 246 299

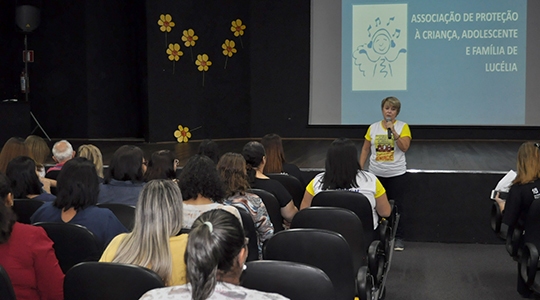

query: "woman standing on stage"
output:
360 96 411 251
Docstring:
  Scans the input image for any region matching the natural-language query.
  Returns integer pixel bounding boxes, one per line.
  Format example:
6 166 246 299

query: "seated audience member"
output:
242 141 298 224
177 154 241 229
140 209 288 300
261 133 305 186
300 138 391 229
0 172 64 300
198 139 221 165
31 157 128 249
24 135 55 193
217 152 274 259
100 179 188 286
0 137 29 174
77 144 104 181
500 142 540 298
144 150 179 181
24 135 50 177
98 145 146 206
45 139 76 181
6 156 55 202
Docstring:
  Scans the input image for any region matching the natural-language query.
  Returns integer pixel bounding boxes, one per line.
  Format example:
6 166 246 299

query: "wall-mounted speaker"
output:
16 5 40 33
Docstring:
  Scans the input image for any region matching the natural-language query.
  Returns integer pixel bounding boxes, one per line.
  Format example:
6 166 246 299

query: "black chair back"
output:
242 260 334 300
64 262 165 300
249 189 284 232
291 206 366 272
267 173 305 208
236 206 260 261
12 198 45 224
96 203 135 231
33 222 102 273
312 190 375 243
0 264 16 300
264 228 355 300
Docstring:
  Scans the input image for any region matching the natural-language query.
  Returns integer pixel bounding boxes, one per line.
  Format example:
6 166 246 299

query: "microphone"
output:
386 118 392 139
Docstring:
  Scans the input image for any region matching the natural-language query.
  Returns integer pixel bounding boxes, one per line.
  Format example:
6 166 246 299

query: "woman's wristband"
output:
394 135 400 141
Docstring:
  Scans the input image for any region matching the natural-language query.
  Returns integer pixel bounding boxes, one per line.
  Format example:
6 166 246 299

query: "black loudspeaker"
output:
16 5 40 33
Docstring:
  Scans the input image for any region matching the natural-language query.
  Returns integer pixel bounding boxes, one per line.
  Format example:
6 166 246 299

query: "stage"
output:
50 138 525 244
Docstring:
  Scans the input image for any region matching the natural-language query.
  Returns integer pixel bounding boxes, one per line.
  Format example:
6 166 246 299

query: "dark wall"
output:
145 0 251 142
0 0 538 142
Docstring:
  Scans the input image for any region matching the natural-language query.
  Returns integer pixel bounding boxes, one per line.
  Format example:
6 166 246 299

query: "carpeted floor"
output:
385 242 524 300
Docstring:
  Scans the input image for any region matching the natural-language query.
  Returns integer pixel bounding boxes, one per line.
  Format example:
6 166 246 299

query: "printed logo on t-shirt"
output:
532 187 540 200
375 134 394 162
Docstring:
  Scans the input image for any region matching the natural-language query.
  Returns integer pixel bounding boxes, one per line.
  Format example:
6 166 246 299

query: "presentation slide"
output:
310 0 539 126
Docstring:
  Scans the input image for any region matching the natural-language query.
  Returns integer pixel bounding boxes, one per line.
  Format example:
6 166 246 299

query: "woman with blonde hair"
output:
100 179 187 286
501 142 540 298
24 135 50 177
77 144 104 179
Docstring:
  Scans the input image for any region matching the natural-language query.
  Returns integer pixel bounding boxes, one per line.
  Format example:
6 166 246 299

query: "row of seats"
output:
11 187 397 299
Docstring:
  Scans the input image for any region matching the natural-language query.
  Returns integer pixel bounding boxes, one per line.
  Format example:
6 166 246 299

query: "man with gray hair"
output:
45 140 76 181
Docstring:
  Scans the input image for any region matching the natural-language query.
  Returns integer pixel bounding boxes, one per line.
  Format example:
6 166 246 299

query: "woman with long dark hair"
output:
242 141 297 224
261 133 304 186
6 156 55 202
140 209 288 300
0 172 64 300
301 138 391 229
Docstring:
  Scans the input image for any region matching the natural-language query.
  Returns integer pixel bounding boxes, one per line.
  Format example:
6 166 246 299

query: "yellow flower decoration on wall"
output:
231 19 246 37
195 54 212 86
166 43 183 74
182 29 198 47
174 125 192 143
182 29 198 61
158 14 175 32
222 39 237 69
158 14 175 47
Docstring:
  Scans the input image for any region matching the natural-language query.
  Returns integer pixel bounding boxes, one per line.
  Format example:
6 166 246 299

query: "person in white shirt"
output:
360 96 412 251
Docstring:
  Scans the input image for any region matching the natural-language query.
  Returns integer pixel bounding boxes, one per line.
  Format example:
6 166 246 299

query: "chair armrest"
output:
520 242 540 287
367 240 385 285
356 265 373 300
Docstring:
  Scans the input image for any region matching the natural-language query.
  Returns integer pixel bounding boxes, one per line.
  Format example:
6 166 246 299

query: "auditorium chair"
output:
248 188 284 232
12 198 45 224
64 262 164 300
515 200 540 294
96 203 136 231
236 207 260 262
311 191 396 255
0 264 16 300
291 207 386 292
266 173 305 208
241 260 335 300
33 222 102 273
264 228 374 300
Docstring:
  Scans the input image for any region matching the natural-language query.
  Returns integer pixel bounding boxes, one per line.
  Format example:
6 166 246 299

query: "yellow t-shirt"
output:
99 233 188 286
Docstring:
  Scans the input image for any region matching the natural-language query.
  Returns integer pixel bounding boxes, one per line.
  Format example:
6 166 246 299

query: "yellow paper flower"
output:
222 39 237 57
158 14 175 32
195 54 212 72
231 19 246 37
174 125 192 143
182 29 199 47
166 43 183 61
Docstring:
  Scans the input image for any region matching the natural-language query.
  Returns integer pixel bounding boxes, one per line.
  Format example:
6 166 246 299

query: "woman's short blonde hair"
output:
381 96 401 115
77 144 104 178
